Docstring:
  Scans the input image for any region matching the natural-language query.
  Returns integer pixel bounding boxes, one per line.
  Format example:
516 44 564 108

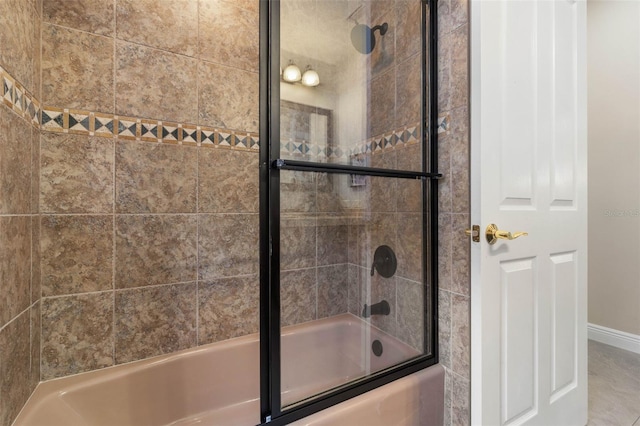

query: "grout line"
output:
195 129 200 346
40 280 202 303
0 302 34 334
111 78 117 367
112 0 117 122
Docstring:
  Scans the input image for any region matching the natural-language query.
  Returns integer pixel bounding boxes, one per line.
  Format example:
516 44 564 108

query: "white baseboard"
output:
588 323 640 354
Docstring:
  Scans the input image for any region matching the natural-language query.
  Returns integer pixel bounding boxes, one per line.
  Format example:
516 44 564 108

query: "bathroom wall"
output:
588 0 640 336
437 0 471 424
0 1 42 425
36 0 264 380
0 0 470 424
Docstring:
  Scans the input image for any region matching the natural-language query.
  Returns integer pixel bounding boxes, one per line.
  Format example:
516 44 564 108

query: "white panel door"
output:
470 0 588 425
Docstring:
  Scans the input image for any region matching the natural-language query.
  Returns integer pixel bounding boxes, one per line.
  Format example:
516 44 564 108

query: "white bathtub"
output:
14 314 444 426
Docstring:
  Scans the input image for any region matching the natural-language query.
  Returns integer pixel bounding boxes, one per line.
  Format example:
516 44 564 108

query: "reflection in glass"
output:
277 0 430 410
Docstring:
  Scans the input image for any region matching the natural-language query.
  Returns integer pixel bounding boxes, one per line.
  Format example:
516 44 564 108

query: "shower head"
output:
350 22 388 54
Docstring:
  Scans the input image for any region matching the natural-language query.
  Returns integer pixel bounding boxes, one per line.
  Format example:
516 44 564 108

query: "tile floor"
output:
588 340 640 425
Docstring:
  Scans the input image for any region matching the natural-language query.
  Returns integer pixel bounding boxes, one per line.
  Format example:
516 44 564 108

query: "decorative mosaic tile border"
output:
40 105 259 150
1 64 449 156
282 115 449 160
1 65 41 128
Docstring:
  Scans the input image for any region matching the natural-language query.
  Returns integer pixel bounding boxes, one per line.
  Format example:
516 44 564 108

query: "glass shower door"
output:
259 0 439 423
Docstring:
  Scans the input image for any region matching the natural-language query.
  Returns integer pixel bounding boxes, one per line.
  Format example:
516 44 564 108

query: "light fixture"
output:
301 66 320 87
282 61 301 83
281 61 320 87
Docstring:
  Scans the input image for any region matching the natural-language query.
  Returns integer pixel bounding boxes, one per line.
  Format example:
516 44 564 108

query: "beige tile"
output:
317 222 348 267
348 217 365 268
40 132 114 213
41 293 114 380
32 3 41 97
451 214 470 296
450 0 469 34
0 0 38 93
199 0 258 72
396 277 424 352
348 264 365 317
115 215 197 288
438 213 452 292
41 215 113 296
0 216 31 328
369 153 398 213
116 141 197 213
367 11 395 79
0 311 31 426
198 61 259 132
450 106 470 214
443 368 452 426
198 214 259 280
198 148 258 213
222 0 258 13
317 264 348 319
31 216 41 303
30 301 41 387
437 25 451 113
0 106 31 214
281 170 317 214
438 289 452 369
397 143 423 210
438 132 453 213
396 213 422 282
42 24 114 112
281 268 316 327
396 53 422 129
451 373 470 426
116 0 197 56
116 41 197 123
395 0 422 63
31 128 40 214
43 0 115 36
451 294 469 379
115 283 196 364
368 68 395 138
438 24 468 113
438 0 452 39
588 341 640 426
368 0 394 21
316 173 347 213
281 215 316 271
198 275 259 344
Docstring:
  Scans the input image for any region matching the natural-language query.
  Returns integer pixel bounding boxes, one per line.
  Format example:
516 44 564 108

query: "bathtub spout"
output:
362 300 391 318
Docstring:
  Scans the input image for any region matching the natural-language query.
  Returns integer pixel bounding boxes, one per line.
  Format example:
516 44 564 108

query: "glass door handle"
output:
485 223 528 245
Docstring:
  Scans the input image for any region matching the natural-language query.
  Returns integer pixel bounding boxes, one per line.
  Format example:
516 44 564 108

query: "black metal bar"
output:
268 0 283 421
258 0 271 422
427 0 440 360
274 159 442 180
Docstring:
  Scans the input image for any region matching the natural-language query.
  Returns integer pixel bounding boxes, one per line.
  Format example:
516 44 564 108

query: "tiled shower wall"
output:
438 0 471 424
0 1 41 426
0 0 470 425
36 0 264 380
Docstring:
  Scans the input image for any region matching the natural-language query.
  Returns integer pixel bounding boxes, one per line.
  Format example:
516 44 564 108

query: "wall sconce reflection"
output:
281 61 320 87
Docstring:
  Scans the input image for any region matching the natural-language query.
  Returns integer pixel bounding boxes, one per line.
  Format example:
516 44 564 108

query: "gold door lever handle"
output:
486 224 528 245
